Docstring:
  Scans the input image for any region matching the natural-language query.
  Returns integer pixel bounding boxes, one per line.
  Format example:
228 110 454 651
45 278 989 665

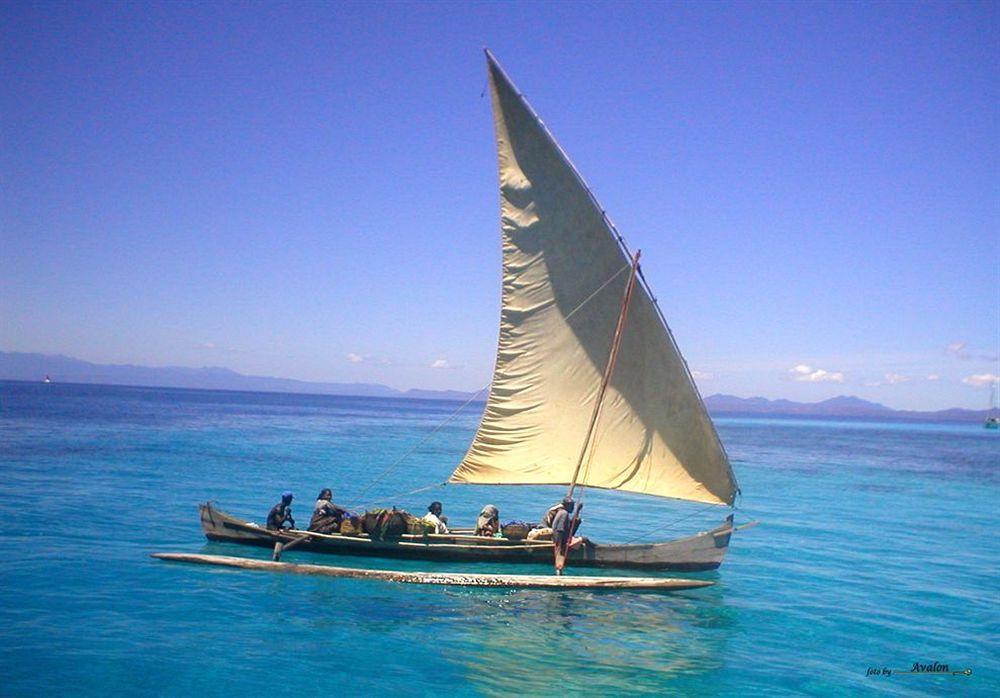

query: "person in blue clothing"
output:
266 491 295 530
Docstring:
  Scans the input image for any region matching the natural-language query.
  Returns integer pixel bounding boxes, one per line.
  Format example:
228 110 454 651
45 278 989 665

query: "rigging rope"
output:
617 506 715 545
349 386 487 508
564 263 629 323
361 481 448 510
349 265 623 512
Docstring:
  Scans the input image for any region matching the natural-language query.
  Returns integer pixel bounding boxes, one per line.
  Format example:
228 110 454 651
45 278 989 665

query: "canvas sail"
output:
449 52 737 506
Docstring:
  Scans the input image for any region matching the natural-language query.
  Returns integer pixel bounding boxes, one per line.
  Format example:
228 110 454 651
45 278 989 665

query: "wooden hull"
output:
199 503 733 571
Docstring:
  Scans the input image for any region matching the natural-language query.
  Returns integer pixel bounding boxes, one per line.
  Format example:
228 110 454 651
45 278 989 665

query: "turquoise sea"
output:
0 381 996 696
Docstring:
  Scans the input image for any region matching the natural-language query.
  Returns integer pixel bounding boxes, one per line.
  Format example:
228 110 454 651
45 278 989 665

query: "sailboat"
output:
198 51 751 571
986 383 999 429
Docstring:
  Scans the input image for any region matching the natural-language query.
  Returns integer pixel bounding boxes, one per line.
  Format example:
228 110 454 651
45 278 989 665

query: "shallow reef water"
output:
0 381 996 695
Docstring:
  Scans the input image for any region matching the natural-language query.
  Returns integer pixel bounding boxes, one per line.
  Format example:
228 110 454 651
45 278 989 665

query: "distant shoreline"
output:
0 351 474 402
3 378 993 425
0 378 479 403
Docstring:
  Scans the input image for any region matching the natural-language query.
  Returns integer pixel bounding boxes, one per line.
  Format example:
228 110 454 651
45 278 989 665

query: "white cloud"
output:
790 364 845 383
962 373 999 387
198 342 216 349
884 373 911 385
946 341 966 357
926 374 940 381
430 358 450 369
346 352 391 366
691 370 713 380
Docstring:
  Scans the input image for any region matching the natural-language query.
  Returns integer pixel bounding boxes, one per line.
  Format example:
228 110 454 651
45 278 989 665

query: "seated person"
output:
475 504 500 536
422 501 449 534
308 488 349 533
266 491 295 531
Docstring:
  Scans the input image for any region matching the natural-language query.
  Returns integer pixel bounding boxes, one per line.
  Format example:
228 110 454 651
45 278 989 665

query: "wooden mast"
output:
567 249 642 499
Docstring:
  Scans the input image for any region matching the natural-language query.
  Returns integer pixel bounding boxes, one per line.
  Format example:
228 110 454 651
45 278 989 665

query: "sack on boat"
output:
362 510 384 535
339 516 362 535
501 522 531 540
363 509 409 540
527 527 553 541
406 515 435 536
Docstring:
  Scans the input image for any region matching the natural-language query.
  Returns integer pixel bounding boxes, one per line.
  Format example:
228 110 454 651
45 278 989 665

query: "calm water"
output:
0 381 996 696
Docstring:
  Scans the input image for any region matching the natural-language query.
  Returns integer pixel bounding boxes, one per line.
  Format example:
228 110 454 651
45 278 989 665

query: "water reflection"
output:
442 587 733 693
196 535 735 694
274 565 736 693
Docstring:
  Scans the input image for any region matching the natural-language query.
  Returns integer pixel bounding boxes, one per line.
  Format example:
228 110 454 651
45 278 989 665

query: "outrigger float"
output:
151 553 715 592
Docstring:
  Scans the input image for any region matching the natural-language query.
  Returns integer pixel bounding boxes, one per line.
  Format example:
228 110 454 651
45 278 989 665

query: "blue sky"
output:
2 1 997 409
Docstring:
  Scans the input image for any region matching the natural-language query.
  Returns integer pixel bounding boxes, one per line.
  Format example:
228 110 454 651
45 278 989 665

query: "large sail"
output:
449 52 737 506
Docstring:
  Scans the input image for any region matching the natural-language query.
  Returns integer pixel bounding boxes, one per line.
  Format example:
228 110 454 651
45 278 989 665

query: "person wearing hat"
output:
541 497 584 531
422 501 449 534
474 504 500 536
550 497 581 575
266 491 296 531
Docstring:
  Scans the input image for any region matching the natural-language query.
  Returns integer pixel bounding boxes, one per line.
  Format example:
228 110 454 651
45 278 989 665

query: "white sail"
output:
449 52 737 506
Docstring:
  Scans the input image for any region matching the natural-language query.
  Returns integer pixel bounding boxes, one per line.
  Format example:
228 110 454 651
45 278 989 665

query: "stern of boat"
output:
199 502 225 538
583 515 738 571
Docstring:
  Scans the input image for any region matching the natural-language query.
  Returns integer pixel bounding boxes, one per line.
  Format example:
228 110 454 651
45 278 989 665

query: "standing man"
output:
551 496 580 575
266 491 296 530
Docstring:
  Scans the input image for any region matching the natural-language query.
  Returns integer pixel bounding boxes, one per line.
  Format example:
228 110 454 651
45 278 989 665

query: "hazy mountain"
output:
0 351 474 401
703 394 989 423
403 388 483 401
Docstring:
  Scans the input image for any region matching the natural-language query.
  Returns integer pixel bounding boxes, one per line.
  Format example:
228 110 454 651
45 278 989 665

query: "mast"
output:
567 250 642 498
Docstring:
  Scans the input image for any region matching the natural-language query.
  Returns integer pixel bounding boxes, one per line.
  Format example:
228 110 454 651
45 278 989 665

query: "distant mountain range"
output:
702 394 988 423
0 351 473 401
1 351 990 421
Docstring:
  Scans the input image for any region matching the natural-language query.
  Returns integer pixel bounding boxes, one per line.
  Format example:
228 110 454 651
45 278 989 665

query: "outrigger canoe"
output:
200 502 737 571
194 52 759 577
